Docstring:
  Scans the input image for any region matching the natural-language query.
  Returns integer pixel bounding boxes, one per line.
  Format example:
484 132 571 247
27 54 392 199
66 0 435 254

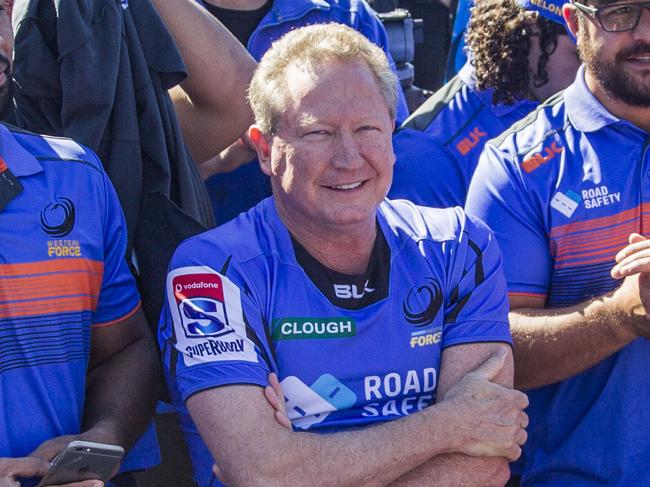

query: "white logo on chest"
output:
333 280 375 299
582 185 621 209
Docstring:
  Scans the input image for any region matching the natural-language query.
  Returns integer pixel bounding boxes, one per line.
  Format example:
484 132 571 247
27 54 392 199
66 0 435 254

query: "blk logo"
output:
40 197 75 237
333 280 375 299
456 126 488 156
403 278 443 327
521 142 563 173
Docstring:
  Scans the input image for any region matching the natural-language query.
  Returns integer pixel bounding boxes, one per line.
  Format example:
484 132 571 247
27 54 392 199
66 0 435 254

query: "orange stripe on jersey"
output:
0 258 103 277
0 258 104 319
0 156 7 173
549 206 641 238
508 291 547 298
552 224 634 256
0 296 99 319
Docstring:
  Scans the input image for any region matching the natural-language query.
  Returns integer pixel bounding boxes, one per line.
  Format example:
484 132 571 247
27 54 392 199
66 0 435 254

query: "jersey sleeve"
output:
466 142 552 298
441 210 512 348
159 240 272 403
92 156 141 326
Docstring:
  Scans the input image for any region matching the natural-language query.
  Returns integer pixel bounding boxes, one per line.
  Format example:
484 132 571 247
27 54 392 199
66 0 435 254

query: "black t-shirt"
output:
291 227 390 310
202 0 273 47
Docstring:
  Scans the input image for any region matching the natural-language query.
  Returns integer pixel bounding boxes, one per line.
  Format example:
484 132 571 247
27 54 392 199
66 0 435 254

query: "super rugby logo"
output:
40 197 75 237
173 273 233 338
402 278 443 327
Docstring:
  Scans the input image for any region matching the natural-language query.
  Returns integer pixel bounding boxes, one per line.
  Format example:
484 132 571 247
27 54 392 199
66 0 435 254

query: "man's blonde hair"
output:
248 23 398 134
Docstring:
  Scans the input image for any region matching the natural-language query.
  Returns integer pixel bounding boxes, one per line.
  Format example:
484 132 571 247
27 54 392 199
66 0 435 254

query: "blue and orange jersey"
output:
389 63 537 207
0 123 140 459
466 66 650 485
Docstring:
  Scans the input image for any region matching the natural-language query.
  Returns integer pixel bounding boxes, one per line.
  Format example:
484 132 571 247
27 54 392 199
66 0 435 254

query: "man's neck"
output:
203 0 269 10
586 70 650 134
277 209 377 275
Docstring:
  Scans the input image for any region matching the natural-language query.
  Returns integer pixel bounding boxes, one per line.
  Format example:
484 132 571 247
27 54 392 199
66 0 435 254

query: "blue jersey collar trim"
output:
0 124 43 177
458 62 536 118
565 65 620 133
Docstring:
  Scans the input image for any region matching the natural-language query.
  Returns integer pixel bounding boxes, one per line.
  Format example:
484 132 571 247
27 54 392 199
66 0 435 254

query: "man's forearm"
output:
389 454 509 487
190 387 477 487
149 0 255 162
511 293 636 390
83 334 160 449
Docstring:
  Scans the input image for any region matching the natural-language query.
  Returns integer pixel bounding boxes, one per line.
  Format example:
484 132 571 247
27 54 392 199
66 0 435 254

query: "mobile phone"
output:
36 440 124 487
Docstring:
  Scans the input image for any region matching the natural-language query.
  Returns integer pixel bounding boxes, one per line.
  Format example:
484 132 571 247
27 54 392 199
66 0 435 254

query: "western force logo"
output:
173 273 232 339
521 142 563 173
282 374 357 430
40 197 75 237
403 278 443 327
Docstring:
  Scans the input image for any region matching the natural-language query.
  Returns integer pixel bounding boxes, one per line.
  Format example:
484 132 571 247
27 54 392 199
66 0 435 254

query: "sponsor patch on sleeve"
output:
167 266 258 366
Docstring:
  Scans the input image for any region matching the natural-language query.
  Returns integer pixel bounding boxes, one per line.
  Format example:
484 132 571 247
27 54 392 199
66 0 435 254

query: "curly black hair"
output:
466 0 564 105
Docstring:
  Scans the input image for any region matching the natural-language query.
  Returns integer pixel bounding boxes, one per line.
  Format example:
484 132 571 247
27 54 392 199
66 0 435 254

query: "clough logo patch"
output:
40 197 75 237
402 278 443 327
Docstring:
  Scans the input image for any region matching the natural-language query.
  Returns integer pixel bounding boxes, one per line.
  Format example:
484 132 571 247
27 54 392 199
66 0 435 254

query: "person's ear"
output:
248 125 273 176
563 4 581 40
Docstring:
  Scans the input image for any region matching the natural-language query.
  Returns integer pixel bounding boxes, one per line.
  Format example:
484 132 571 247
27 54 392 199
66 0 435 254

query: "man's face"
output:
0 2 12 119
528 31 582 100
261 58 395 233
577 1 650 106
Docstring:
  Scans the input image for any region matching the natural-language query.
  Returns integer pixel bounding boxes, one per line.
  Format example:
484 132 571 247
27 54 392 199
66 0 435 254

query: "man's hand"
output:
610 233 650 337
263 373 291 429
439 348 529 460
29 432 121 480
0 457 103 487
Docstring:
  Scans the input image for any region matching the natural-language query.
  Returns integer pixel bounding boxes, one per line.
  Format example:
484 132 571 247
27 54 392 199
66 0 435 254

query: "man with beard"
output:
389 0 580 207
466 0 650 484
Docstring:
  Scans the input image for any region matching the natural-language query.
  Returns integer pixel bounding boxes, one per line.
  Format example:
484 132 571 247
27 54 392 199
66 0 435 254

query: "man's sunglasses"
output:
573 0 650 32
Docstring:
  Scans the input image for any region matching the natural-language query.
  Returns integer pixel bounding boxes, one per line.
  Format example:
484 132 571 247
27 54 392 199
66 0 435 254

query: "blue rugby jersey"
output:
389 63 537 207
0 124 141 462
466 66 650 486
159 197 511 487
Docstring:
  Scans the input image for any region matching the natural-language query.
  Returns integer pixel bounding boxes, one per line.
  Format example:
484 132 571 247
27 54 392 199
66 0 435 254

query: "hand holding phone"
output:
36 441 123 487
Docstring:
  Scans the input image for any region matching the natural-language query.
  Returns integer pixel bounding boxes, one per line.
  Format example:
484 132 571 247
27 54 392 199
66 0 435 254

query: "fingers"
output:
629 233 645 245
274 410 292 429
513 389 529 410
468 347 507 381
29 435 73 462
612 253 650 279
265 373 291 429
503 444 522 462
0 456 50 479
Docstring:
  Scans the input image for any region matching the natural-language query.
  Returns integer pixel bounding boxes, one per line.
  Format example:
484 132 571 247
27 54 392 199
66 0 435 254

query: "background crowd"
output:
1 0 650 486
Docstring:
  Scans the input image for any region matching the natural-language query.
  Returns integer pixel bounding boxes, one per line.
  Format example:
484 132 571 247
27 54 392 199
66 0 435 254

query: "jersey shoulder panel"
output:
4 123 103 173
490 90 567 155
381 198 465 244
401 75 466 133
